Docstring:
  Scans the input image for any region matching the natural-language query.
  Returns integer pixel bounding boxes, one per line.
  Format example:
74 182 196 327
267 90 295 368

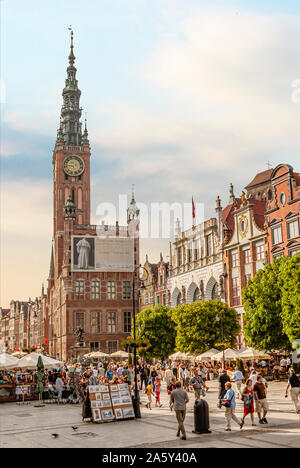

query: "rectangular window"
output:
232 277 240 306
187 243 193 263
160 275 163 286
90 311 101 333
244 249 251 264
75 312 84 330
157 295 160 305
123 312 131 333
144 293 149 305
149 292 154 304
75 280 85 298
231 251 239 267
91 279 100 300
206 234 213 257
256 244 265 261
108 341 118 354
123 281 131 300
245 273 252 283
90 341 99 351
163 294 166 306
177 247 182 266
107 281 116 300
194 240 199 261
289 248 300 257
272 225 282 245
107 312 116 333
287 219 299 240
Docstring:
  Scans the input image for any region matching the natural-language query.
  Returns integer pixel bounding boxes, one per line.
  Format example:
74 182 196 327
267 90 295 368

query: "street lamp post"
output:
131 269 140 418
216 311 225 367
131 264 152 419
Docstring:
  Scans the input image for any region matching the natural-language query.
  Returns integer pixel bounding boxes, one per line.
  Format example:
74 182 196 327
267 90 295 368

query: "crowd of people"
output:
1 354 299 439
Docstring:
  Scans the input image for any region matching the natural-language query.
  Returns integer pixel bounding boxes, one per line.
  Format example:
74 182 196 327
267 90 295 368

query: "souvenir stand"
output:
15 372 38 401
89 385 114 423
109 383 135 420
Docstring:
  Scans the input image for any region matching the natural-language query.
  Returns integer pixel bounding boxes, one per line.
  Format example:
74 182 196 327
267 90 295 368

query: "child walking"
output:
145 380 155 410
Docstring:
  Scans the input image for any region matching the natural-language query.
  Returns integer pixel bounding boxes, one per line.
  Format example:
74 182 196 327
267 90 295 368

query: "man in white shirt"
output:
232 367 244 398
98 364 105 378
249 368 258 387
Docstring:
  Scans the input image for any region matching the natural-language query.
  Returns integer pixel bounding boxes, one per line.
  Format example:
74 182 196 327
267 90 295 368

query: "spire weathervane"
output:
68 26 75 65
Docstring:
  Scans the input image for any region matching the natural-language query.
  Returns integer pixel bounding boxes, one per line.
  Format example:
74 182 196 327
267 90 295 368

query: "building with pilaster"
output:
167 197 225 308
222 187 267 347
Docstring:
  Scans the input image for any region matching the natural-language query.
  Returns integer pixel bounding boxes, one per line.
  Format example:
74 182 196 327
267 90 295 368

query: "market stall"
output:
0 353 21 402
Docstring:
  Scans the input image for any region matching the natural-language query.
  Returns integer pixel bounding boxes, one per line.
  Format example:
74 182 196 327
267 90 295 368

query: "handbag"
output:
221 393 233 408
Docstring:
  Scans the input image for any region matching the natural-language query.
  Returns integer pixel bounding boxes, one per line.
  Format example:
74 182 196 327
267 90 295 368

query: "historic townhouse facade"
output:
139 254 169 309
46 32 139 360
140 256 158 310
265 164 300 261
0 308 10 350
168 197 225 308
155 254 169 307
222 189 267 347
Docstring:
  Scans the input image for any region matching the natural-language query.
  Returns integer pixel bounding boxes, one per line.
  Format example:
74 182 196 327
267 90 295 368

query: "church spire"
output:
57 28 83 146
68 27 75 66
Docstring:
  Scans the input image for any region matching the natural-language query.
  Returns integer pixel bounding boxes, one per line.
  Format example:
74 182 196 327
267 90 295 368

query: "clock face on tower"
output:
63 154 85 177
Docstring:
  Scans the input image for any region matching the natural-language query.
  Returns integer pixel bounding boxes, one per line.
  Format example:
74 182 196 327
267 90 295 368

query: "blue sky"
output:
1 0 300 306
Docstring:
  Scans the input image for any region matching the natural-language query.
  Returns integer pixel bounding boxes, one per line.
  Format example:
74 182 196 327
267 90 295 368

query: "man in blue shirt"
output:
106 366 113 381
222 382 243 431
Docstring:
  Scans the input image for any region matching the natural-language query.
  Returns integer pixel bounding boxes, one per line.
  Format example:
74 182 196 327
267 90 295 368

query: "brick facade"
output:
265 164 300 261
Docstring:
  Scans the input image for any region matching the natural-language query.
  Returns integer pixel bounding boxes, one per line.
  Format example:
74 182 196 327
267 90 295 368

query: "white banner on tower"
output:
71 236 134 272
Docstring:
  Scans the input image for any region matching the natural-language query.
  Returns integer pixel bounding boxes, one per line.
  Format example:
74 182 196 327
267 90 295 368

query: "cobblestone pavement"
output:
0 380 299 448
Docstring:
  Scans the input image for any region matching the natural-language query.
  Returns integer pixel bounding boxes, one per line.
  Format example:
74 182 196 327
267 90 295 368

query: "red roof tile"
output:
245 169 273 189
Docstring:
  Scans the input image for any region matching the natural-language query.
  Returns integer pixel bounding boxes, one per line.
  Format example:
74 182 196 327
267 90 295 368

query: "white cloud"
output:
89 6 300 188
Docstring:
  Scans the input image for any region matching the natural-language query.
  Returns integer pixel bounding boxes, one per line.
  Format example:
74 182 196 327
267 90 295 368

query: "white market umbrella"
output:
211 348 240 361
89 351 110 359
16 352 63 369
0 353 21 369
197 348 220 361
110 351 129 359
169 351 187 360
239 348 270 360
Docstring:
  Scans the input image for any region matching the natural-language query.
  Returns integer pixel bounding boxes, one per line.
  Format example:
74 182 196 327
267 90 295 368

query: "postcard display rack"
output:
109 383 135 420
88 383 134 423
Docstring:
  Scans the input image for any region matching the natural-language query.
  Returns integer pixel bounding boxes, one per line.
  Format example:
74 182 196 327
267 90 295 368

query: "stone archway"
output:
186 282 200 303
171 287 181 307
205 277 218 300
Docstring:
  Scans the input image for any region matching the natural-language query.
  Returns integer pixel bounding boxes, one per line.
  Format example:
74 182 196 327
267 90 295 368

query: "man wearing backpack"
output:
285 369 300 414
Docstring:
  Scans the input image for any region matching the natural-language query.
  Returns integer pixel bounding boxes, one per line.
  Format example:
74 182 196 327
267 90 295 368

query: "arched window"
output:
78 188 82 209
176 292 182 306
211 283 219 300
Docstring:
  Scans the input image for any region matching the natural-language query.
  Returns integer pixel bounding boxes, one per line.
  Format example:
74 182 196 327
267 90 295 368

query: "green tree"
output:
243 259 291 352
280 253 300 343
134 305 177 359
171 300 240 354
